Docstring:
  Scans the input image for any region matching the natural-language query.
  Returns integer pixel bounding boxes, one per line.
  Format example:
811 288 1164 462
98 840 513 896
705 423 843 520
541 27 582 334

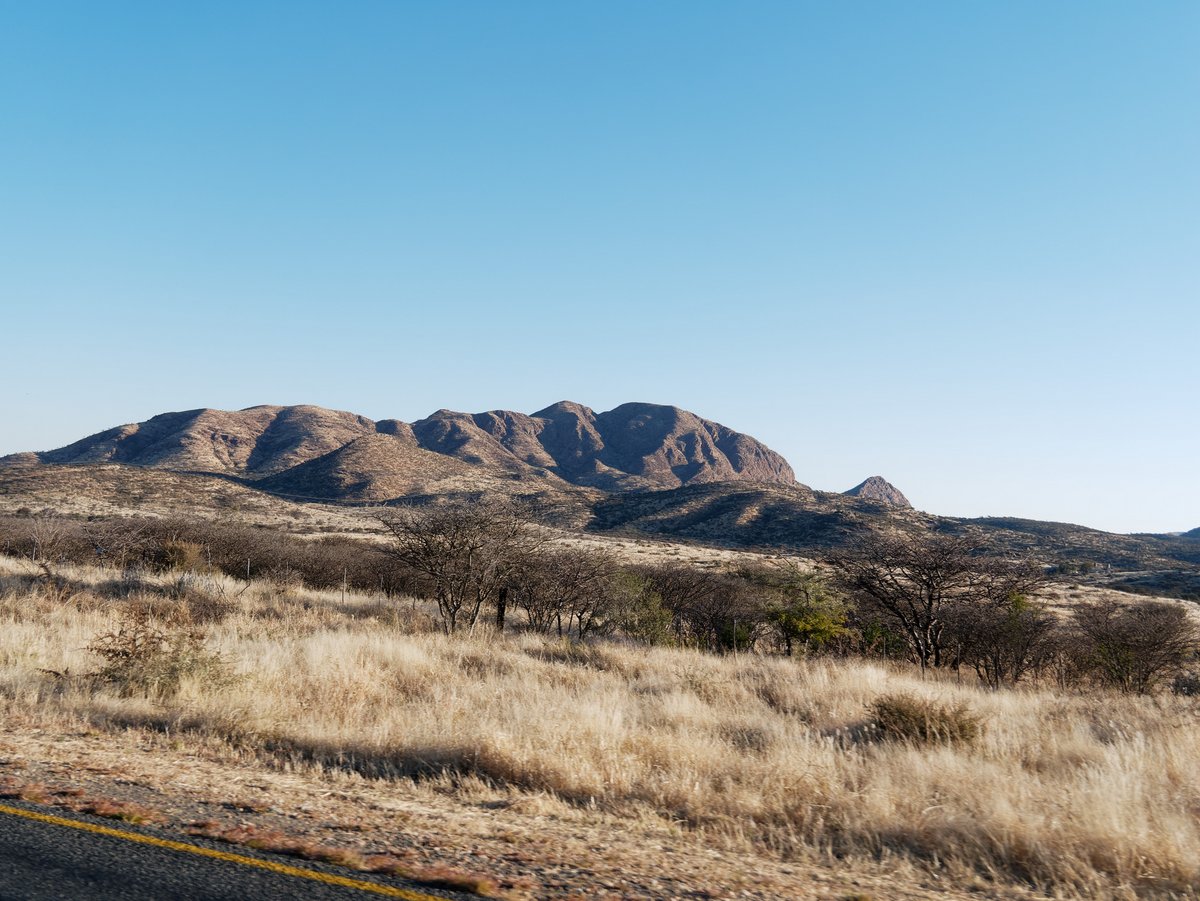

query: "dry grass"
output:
2 555 1199 898
188 829 507 900
0 776 162 825
75 797 165 825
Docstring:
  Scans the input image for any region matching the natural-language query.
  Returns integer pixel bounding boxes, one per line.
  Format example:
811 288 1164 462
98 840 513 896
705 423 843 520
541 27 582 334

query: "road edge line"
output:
0 801 447 900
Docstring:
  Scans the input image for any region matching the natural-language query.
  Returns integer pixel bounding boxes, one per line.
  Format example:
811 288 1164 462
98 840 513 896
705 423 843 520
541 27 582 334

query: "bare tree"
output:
1070 600 1199 694
378 500 539 634
83 519 150 571
513 547 618 637
828 530 1049 672
946 593 1057 688
642 564 755 650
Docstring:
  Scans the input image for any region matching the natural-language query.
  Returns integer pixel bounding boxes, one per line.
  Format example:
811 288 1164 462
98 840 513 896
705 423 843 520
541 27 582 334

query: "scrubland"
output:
2 554 1199 899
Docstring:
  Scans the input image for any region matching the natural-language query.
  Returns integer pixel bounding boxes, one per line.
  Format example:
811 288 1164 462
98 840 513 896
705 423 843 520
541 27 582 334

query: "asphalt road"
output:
0 801 474 901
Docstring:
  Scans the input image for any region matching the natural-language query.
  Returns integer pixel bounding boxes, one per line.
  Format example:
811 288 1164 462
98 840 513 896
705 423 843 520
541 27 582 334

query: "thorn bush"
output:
86 605 230 699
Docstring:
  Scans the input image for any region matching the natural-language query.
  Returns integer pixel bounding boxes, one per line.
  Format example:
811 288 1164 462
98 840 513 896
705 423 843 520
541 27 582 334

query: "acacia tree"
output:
642 564 759 651
740 562 849 657
1071 600 1199 693
828 530 1048 672
946 593 1057 688
379 500 539 634
513 547 619 637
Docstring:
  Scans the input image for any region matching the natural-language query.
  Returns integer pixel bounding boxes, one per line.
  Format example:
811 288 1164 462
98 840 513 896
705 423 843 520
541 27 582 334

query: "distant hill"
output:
591 481 919 549
844 476 911 508
1184 527 1200 541
591 482 1200 574
5 401 796 498
32 405 377 477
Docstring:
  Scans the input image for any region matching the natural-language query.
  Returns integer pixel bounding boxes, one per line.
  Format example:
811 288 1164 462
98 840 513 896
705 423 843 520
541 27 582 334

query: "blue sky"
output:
1 2 1196 533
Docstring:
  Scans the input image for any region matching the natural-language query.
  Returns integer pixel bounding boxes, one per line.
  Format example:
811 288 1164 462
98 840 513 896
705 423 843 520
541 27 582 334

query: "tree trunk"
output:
495 585 508 632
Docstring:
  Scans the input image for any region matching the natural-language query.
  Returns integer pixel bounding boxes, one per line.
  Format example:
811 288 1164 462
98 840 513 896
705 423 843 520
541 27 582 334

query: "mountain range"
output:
4 402 814 500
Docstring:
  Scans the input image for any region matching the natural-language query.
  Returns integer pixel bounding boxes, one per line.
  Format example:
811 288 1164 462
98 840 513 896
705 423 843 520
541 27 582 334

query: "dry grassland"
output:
2 555 1198 899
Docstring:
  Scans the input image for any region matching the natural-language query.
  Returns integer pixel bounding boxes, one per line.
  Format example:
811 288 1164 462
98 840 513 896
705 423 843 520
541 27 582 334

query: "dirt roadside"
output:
0 719 1047 901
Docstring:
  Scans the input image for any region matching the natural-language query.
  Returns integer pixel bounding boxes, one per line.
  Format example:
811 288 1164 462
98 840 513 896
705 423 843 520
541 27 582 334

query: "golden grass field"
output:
2 554 1199 899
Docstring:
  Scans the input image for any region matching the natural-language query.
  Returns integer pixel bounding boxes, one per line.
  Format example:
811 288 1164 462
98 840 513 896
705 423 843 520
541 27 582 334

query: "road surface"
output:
0 801 476 901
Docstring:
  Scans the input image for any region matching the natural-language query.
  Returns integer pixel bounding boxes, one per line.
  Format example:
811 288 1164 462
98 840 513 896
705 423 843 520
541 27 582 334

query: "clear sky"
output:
1 2 1196 534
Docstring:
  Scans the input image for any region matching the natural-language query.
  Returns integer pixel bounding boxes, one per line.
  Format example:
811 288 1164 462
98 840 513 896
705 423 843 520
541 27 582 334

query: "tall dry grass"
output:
1 555 1198 898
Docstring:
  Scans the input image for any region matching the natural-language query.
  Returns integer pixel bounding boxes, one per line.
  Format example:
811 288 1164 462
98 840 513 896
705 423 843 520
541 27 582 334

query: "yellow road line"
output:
0 802 446 900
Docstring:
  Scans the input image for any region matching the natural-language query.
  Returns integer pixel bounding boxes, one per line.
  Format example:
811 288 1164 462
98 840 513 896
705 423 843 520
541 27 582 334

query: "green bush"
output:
609 572 675 645
1071 600 1199 694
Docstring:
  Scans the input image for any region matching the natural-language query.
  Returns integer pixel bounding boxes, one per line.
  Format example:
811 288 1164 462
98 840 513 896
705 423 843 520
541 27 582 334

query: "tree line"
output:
3 505 1197 694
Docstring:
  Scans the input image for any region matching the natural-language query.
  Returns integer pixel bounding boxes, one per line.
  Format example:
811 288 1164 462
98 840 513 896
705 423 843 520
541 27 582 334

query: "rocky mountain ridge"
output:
5 402 798 500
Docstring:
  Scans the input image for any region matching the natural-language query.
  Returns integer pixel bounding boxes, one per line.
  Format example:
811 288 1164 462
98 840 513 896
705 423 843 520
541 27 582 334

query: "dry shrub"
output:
86 605 229 699
188 823 362 866
868 693 982 745
0 781 52 804
409 866 504 897
159 539 206 573
361 855 506 898
169 573 239 624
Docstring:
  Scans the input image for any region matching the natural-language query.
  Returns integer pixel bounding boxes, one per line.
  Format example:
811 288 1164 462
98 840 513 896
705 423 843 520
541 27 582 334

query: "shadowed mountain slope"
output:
254 433 580 504
590 481 894 549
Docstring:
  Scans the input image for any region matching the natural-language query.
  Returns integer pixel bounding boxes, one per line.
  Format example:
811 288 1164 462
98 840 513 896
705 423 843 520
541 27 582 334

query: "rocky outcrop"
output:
410 401 796 490
844 476 911 508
